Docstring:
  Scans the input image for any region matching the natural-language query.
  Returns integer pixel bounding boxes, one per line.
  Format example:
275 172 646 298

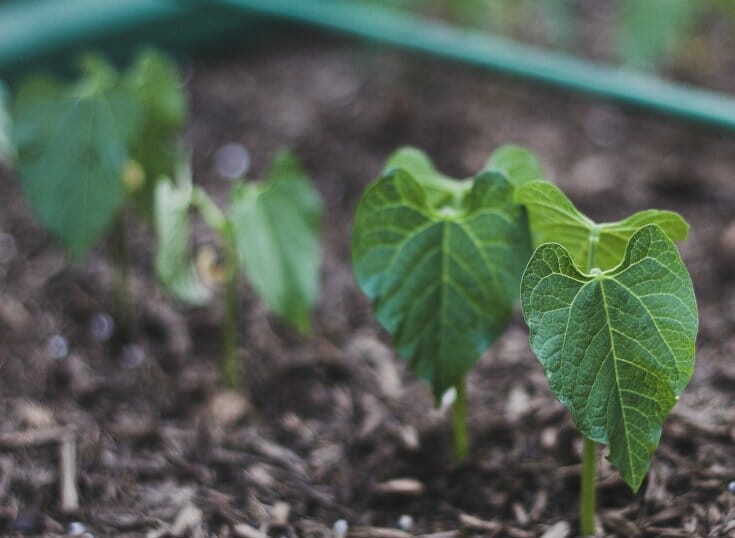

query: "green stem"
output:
580 231 599 537
111 213 135 339
452 377 469 462
580 436 597 536
221 229 239 389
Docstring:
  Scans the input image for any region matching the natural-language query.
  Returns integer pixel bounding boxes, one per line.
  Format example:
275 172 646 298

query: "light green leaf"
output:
13 75 141 260
485 145 545 186
125 48 186 183
617 0 695 68
229 152 322 332
353 163 531 400
154 163 213 305
521 224 698 491
0 81 14 163
384 146 469 208
516 181 689 271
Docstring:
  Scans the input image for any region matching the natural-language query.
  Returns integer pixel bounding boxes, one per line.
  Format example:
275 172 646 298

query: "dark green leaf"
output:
353 155 531 399
521 224 698 490
516 181 689 271
229 152 323 332
125 49 186 183
13 75 141 260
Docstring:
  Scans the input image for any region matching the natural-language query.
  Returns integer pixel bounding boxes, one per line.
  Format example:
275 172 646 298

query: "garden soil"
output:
0 34 734 537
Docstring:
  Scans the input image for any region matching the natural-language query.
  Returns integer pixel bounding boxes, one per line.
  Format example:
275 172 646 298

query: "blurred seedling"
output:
155 152 323 388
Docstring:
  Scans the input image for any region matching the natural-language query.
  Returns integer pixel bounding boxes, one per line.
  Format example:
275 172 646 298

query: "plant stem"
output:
221 229 239 389
580 231 599 537
452 377 469 461
580 436 597 536
111 213 135 339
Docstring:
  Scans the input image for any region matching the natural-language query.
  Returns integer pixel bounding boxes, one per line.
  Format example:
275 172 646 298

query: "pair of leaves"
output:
518 180 697 491
12 49 185 260
353 147 532 399
156 152 323 333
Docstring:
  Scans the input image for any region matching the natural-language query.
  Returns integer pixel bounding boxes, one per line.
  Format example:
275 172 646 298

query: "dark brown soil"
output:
1 35 735 537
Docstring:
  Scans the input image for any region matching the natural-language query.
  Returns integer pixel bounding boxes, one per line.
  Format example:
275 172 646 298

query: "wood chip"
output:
539 521 570 538
459 513 501 531
59 433 78 513
375 478 425 496
233 523 268 538
270 501 290 527
348 527 412 538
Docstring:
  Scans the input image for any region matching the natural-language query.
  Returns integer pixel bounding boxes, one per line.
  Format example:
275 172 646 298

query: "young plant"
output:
352 146 537 460
155 151 323 388
10 49 186 333
517 180 698 536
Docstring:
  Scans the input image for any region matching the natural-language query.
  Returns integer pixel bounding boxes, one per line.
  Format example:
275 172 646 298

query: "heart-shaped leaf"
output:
229 152 323 332
521 224 698 490
353 154 532 400
13 74 141 260
516 180 689 271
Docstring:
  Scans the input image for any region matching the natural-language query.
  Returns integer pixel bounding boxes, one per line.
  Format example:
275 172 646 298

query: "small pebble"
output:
47 334 69 360
68 522 85 536
440 387 457 410
398 514 414 531
215 143 251 180
333 518 349 538
89 313 115 342
0 232 17 264
728 480 735 494
120 344 145 369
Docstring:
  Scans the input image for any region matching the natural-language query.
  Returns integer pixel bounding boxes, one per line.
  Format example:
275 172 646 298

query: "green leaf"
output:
384 146 469 208
154 163 213 305
229 151 323 332
353 161 532 400
0 81 14 163
617 0 695 68
13 74 141 260
521 224 698 491
485 145 545 186
125 49 186 183
516 181 689 271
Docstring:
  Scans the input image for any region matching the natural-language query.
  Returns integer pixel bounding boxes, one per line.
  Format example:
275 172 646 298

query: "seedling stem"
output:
452 377 469 461
111 213 135 339
221 229 239 388
580 232 599 537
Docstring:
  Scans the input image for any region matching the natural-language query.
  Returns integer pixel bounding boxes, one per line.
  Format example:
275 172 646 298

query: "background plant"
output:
352 146 537 460
517 179 698 536
10 49 186 334
156 151 323 388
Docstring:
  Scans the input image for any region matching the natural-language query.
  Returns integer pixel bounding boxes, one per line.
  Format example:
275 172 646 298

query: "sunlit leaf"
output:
516 180 689 271
521 224 697 490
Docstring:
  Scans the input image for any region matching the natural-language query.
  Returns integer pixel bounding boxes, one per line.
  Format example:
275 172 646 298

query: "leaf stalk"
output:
452 377 469 461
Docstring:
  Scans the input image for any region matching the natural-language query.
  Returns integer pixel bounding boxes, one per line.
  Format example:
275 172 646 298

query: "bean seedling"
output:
517 180 698 536
155 151 323 388
352 146 537 460
10 49 186 334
